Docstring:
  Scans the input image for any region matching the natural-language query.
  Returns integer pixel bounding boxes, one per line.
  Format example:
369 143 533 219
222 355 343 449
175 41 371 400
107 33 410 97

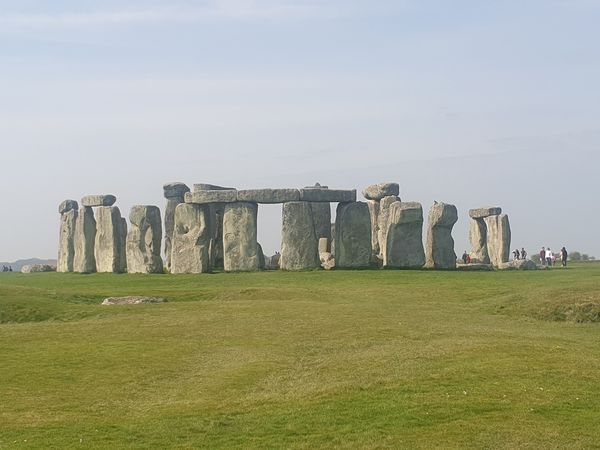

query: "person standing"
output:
521 248 527 260
462 251 469 264
546 247 553 267
540 247 546 266
561 247 568 267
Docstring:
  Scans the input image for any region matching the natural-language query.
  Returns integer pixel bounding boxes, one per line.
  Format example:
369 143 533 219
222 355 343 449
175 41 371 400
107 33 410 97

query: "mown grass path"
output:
1 265 599 448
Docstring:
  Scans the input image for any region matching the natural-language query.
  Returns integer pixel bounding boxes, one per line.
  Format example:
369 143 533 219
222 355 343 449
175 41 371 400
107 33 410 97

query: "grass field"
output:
1 264 599 449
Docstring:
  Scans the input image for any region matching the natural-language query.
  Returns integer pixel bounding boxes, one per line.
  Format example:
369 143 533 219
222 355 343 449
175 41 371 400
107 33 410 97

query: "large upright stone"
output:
95 206 126 273
367 200 380 258
119 218 128 272
485 214 511 267
384 202 425 268
163 182 190 272
223 202 261 272
57 200 78 272
425 202 458 269
469 218 489 263
362 182 400 201
171 203 212 274
81 195 116 207
126 205 163 274
334 202 372 268
280 202 320 270
73 206 96 273
377 195 401 258
305 184 331 249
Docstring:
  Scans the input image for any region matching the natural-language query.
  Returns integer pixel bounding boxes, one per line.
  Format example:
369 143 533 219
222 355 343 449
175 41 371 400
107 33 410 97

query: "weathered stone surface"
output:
163 182 190 199
21 264 56 273
73 206 96 273
384 202 425 268
95 206 126 273
318 237 329 254
57 208 78 272
320 252 335 270
425 202 458 269
265 253 281 270
334 202 372 268
171 203 212 274
207 204 225 270
367 200 380 258
193 183 235 191
485 214 511 267
81 195 116 207
469 207 502 219
58 199 78 214
498 259 537 270
310 202 332 245
469 218 489 264
185 190 238 204
237 188 300 203
257 243 266 270
377 196 401 259
362 182 400 201
280 202 320 270
223 202 261 272
299 188 356 203
102 296 166 305
119 218 128 272
126 205 163 274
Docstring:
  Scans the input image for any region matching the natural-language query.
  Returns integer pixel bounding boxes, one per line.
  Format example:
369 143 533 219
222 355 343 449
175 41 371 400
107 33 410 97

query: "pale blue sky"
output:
1 0 599 261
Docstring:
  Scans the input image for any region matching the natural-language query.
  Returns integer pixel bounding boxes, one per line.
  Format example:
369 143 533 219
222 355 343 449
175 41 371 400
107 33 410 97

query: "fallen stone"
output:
384 201 425 268
456 263 493 271
362 182 400 201
73 206 97 273
280 201 320 270
469 207 502 219
237 188 300 203
299 188 356 203
485 214 511 267
21 264 56 273
163 182 190 199
425 202 458 269
58 199 78 214
58 206 78 272
81 195 117 207
185 190 238 204
498 259 538 270
126 205 163 274
171 203 212 274
95 206 126 273
223 202 261 272
102 296 166 305
334 202 372 268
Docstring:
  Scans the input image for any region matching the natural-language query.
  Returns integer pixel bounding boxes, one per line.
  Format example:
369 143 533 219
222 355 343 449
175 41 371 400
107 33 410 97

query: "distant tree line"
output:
531 251 596 263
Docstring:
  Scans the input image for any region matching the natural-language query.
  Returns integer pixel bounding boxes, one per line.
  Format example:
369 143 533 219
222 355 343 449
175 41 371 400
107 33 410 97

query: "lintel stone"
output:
185 190 238 204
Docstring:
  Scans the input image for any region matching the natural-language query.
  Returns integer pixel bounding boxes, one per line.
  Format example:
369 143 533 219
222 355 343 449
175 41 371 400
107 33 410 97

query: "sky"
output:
1 0 599 261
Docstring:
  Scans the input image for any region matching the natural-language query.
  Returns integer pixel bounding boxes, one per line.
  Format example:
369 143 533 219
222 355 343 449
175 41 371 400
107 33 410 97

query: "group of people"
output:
512 248 527 260
539 247 568 267
1 265 13 272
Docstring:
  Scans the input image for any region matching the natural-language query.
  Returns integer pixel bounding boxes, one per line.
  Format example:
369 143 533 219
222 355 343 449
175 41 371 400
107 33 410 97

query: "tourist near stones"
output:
57 182 520 274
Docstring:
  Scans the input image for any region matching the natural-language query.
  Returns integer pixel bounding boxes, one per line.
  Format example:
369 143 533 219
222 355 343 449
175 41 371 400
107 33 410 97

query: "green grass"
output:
1 264 599 449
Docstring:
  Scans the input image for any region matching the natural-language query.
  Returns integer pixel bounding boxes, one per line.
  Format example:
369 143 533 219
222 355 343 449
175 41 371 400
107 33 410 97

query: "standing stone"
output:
367 200 380 259
171 203 212 274
377 195 401 259
126 205 163 274
57 200 78 272
163 182 190 272
384 202 425 268
469 218 489 263
222 202 260 272
119 218 128 272
425 202 458 269
334 202 372 268
73 206 96 273
280 202 320 270
304 184 332 248
95 206 126 273
485 214 511 267
257 243 266 270
208 203 225 270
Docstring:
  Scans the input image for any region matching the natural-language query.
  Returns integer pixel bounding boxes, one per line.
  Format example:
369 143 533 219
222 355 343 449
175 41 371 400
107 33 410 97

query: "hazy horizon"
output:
2 0 599 261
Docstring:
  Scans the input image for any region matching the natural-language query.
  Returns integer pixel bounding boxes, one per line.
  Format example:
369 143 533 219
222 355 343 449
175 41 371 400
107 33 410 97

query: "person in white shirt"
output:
546 247 553 267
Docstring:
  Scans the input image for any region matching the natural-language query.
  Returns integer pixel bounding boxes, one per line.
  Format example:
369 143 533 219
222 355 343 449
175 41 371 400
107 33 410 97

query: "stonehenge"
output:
58 182 516 274
426 202 458 269
468 207 511 267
